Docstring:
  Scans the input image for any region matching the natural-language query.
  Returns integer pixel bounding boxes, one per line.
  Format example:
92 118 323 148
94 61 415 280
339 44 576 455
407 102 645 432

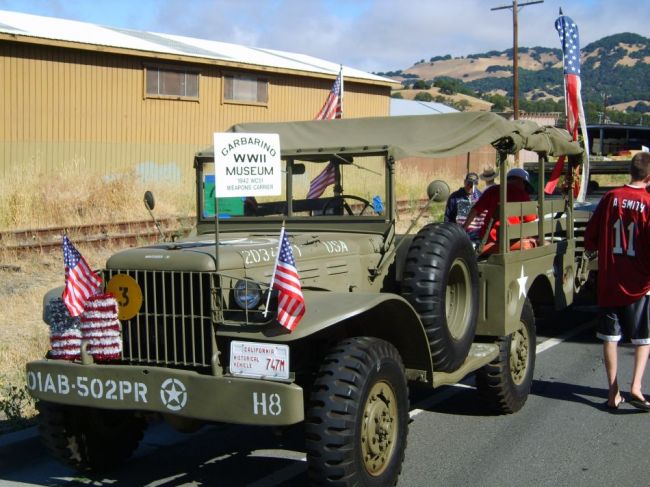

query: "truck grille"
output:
103 269 215 368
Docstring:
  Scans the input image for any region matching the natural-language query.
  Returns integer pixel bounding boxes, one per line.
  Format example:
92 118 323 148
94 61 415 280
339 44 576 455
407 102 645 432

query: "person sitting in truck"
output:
463 167 537 253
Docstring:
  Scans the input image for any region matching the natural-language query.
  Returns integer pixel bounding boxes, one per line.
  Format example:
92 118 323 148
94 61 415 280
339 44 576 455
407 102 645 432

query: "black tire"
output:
401 222 479 372
305 337 409 486
476 299 536 414
37 401 146 472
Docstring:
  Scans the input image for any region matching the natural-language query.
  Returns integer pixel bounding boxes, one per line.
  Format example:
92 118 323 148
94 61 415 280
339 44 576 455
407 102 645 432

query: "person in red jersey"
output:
584 152 650 411
463 167 537 253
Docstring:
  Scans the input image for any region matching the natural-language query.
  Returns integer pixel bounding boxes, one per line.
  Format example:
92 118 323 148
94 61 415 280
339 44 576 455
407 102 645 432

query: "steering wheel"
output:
321 195 372 216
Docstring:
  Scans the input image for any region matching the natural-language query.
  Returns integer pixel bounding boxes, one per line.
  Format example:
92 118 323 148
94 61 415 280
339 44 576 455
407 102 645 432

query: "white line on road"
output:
536 319 595 353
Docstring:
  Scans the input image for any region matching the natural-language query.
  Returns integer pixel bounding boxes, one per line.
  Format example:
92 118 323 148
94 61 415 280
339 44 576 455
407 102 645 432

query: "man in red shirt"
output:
464 167 537 252
584 152 650 411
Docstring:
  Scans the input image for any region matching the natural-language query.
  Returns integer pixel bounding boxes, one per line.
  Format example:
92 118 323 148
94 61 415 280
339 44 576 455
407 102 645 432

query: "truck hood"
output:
105 232 384 275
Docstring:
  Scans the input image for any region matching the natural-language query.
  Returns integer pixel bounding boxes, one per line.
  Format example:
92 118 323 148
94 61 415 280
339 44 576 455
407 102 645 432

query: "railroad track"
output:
0 217 196 254
1 199 431 255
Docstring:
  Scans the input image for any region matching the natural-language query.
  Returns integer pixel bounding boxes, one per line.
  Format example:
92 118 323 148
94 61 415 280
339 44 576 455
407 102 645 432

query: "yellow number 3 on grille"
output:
106 274 143 320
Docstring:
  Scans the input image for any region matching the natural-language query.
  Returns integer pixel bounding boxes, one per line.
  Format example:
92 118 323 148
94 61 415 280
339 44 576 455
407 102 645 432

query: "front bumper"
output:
26 360 304 426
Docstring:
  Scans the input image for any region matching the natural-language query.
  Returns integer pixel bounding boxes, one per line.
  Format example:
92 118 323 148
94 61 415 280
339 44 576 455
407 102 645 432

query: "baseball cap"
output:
507 167 534 193
464 172 479 185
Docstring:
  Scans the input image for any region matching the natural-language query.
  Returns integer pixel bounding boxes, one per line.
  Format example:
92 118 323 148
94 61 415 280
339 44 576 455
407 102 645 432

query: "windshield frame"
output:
194 151 394 235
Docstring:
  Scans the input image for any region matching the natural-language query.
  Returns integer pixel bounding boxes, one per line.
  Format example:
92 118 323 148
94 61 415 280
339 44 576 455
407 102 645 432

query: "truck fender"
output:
278 291 433 377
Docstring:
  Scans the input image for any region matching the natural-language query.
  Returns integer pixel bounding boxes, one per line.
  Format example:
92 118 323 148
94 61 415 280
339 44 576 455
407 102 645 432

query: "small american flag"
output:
315 68 342 120
307 162 337 199
270 227 305 332
545 12 589 199
62 235 102 317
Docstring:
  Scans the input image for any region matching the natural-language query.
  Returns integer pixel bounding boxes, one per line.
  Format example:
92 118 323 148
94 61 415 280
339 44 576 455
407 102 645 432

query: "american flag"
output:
544 13 590 199
62 235 102 317
315 68 342 120
270 227 305 332
307 162 337 199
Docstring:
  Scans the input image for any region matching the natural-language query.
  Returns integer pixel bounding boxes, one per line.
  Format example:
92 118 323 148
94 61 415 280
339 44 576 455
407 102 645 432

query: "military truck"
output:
27 112 584 485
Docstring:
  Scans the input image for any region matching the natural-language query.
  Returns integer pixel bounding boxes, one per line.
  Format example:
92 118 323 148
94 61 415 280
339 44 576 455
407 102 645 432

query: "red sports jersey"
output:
470 183 535 243
584 184 650 307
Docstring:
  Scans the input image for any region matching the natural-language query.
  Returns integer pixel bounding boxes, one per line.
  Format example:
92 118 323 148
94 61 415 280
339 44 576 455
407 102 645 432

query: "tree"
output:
391 92 403 99
484 94 509 112
452 99 471 112
412 80 431 90
414 92 434 102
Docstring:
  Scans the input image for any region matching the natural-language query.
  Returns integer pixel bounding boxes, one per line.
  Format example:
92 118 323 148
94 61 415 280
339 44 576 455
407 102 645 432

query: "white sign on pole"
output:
213 133 281 197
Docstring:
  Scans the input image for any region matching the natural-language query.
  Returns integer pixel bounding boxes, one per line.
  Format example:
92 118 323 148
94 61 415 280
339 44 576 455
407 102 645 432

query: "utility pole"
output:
491 0 544 120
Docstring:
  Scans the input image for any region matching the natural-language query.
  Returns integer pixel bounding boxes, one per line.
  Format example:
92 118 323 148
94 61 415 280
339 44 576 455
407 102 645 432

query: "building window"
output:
223 74 268 104
145 66 199 99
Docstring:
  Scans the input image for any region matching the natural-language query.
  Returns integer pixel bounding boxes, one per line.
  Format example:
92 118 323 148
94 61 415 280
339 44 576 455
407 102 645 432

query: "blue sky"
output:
1 0 648 72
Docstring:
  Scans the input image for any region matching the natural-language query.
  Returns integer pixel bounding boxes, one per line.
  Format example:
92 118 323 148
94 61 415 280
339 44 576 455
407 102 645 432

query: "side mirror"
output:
144 191 155 211
426 180 450 202
292 163 306 175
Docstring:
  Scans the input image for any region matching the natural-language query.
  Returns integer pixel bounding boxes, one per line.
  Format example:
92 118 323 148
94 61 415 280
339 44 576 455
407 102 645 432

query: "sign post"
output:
212 133 282 270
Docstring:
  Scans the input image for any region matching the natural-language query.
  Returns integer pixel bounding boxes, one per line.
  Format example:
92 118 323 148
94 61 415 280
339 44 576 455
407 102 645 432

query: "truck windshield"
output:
199 155 387 220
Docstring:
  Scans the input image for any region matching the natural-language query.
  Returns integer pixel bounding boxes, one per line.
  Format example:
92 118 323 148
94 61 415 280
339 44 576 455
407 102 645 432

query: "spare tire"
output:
401 222 479 372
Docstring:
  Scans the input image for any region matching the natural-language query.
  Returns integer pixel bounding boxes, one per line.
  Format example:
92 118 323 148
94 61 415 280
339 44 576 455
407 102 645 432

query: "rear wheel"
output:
37 401 146 472
401 222 479 372
476 299 536 413
305 337 409 486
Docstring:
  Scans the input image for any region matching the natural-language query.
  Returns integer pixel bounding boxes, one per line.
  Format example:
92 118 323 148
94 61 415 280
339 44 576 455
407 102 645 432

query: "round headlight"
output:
233 280 262 310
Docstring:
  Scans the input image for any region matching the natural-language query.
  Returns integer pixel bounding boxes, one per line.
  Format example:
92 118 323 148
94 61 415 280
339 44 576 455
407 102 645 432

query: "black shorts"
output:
597 295 650 345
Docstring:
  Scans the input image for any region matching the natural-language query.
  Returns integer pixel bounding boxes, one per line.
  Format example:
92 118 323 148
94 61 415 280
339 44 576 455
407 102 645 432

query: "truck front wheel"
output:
37 401 146 472
305 337 409 486
475 299 536 413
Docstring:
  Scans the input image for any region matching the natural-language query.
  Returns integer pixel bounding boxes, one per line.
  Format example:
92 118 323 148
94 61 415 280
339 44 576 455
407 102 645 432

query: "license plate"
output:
229 341 289 380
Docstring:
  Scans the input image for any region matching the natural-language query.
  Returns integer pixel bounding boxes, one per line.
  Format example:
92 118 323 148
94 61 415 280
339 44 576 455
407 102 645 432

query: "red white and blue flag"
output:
270 227 305 331
315 68 343 120
62 235 103 316
545 12 590 200
306 162 337 199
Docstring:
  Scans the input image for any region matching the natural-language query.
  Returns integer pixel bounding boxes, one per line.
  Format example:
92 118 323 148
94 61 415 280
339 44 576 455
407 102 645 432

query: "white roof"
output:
390 98 458 116
0 10 393 84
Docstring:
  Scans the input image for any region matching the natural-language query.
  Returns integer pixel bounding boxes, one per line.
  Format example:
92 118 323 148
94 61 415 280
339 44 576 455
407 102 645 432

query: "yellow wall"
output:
0 41 390 181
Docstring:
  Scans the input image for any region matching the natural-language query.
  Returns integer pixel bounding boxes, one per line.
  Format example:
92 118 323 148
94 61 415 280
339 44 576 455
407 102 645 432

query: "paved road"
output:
1 305 648 486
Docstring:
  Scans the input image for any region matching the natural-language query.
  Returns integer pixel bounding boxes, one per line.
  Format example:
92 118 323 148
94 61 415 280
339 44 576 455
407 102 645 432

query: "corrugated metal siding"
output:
0 41 389 181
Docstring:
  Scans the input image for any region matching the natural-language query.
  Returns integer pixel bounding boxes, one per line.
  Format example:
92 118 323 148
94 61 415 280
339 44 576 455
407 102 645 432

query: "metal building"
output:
0 10 396 181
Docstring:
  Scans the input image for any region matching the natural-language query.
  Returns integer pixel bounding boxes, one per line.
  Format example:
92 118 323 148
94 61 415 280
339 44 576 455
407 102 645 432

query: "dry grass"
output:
0 161 195 231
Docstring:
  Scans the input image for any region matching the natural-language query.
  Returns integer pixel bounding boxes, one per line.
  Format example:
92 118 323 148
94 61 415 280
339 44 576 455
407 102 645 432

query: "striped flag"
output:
306 162 337 199
315 68 342 120
62 235 102 317
544 12 590 200
270 227 305 332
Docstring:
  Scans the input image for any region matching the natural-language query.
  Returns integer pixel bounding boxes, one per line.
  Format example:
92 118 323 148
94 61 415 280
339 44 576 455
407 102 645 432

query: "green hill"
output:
377 33 650 124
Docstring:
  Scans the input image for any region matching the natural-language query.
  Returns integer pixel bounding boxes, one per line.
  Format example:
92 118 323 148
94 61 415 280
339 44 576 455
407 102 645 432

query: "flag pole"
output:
339 64 344 118
263 222 285 317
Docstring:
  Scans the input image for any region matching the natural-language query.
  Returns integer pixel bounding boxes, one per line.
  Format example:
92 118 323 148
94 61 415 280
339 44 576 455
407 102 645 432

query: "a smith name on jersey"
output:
613 197 647 213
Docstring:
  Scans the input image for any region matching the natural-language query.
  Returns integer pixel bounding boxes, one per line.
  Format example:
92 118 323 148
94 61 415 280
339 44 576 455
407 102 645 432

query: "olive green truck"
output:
27 112 584 485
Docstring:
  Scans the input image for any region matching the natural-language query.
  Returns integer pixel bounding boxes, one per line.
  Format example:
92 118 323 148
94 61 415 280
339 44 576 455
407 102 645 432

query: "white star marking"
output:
160 378 188 411
517 265 528 299
165 383 183 403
